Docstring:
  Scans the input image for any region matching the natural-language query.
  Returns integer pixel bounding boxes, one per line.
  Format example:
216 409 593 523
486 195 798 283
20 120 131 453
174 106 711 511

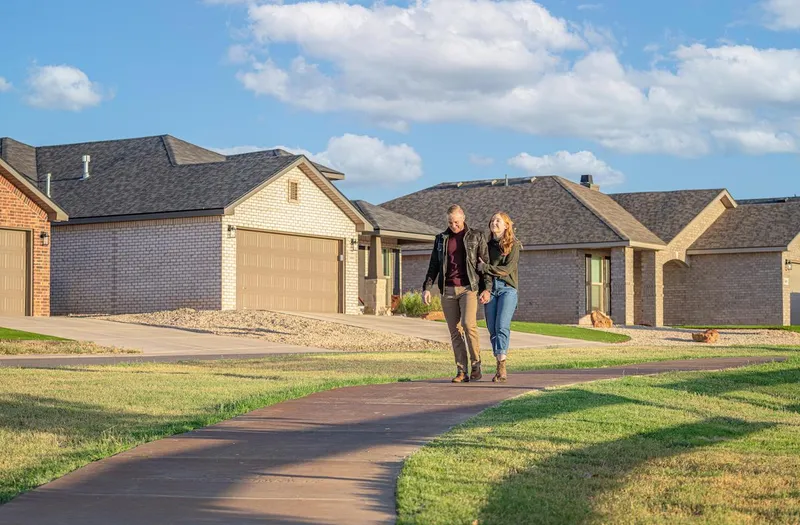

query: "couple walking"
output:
422 205 521 383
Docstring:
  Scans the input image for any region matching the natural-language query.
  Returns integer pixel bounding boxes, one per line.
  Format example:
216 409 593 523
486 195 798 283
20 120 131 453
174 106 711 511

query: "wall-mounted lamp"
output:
786 259 793 272
227 224 237 238
350 238 359 251
40 231 50 246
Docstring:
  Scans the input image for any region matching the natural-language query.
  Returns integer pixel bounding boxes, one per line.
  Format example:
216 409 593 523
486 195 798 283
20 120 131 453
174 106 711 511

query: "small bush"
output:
394 291 442 317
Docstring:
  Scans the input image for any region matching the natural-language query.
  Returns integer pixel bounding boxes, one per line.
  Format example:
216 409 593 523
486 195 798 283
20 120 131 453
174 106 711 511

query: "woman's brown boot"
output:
493 360 507 382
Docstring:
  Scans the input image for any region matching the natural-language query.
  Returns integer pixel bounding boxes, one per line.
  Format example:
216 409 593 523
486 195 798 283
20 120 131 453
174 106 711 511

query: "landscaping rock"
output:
590 310 613 329
692 329 720 343
421 311 445 322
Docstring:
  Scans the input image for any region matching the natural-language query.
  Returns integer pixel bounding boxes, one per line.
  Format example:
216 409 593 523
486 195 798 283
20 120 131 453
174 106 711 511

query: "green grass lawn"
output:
397 357 800 524
0 345 796 505
0 328 66 341
0 330 136 355
680 325 800 333
477 320 631 343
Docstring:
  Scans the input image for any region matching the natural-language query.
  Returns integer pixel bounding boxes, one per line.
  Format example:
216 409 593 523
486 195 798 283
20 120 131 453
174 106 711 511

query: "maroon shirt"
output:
445 228 468 287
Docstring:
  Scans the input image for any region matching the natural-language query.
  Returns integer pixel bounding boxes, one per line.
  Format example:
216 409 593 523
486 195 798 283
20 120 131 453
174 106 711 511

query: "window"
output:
288 180 300 202
585 254 611 315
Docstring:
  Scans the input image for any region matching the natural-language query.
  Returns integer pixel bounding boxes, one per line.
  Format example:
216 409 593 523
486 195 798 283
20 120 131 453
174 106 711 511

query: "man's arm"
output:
422 235 441 292
478 232 492 294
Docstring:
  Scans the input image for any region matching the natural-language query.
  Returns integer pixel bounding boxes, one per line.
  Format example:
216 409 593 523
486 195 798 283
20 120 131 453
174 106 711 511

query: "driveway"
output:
286 312 608 349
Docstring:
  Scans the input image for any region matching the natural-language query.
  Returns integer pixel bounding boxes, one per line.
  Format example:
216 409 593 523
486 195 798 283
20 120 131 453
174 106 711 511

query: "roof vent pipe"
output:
504 174 508 186
46 173 51 197
82 155 91 179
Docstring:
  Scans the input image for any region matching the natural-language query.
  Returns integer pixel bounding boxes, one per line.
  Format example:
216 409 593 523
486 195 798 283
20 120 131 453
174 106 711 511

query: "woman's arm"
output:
481 242 520 277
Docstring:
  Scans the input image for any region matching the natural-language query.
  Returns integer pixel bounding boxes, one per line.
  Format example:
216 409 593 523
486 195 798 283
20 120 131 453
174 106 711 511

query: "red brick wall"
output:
0 174 51 316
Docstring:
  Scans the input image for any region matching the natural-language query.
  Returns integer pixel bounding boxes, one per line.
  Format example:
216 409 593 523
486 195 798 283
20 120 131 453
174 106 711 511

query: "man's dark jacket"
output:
423 225 492 294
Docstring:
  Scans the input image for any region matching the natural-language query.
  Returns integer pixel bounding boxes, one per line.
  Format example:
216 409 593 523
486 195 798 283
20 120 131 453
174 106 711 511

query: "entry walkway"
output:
0 356 782 525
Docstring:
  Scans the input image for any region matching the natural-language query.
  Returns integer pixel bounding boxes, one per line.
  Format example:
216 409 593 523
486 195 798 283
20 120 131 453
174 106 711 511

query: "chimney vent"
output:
82 155 91 179
46 173 51 197
580 174 599 191
504 174 509 187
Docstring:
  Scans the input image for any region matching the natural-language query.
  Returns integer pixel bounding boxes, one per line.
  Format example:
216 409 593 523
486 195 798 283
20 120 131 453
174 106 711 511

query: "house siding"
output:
0 175 51 316
663 252 784 326
221 166 360 314
52 217 222 315
783 237 800 325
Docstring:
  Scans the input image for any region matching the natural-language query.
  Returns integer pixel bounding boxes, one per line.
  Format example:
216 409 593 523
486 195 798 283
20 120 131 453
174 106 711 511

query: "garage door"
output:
0 229 28 316
237 230 342 313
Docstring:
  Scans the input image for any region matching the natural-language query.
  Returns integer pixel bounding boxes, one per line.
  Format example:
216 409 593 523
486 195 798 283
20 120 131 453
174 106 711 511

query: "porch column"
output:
364 235 389 315
367 235 383 278
611 247 635 325
640 251 664 327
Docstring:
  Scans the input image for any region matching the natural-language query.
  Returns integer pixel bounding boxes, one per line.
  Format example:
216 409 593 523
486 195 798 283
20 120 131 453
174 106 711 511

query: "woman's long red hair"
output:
490 212 516 256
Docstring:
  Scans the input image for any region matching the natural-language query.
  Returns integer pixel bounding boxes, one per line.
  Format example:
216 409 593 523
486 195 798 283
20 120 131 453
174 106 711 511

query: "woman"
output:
478 212 521 383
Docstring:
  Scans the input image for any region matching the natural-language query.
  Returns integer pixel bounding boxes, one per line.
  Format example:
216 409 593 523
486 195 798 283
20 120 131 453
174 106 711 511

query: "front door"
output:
585 254 611 315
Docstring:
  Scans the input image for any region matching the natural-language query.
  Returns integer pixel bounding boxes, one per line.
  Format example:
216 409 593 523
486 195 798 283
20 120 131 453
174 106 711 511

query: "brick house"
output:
382 175 800 327
0 140 69 316
0 134 434 316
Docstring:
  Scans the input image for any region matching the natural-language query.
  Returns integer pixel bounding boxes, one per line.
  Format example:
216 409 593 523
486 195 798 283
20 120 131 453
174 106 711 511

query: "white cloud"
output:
25 65 106 111
712 128 797 154
227 0 800 157
508 150 624 185
762 0 800 30
469 154 495 166
226 44 252 64
0 77 11 92
213 134 422 185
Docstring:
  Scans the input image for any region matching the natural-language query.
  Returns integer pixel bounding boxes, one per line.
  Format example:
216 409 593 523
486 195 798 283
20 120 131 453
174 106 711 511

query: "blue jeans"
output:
484 279 518 357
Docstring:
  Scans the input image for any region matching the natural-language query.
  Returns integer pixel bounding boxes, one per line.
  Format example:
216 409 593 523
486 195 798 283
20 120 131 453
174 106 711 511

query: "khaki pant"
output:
442 286 481 373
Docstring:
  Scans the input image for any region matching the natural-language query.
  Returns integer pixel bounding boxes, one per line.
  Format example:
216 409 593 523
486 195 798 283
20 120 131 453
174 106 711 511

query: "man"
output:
422 205 492 383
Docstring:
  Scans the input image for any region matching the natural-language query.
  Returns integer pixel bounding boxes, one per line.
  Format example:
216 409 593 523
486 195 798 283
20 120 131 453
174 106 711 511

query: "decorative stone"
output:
692 329 720 343
421 311 445 321
590 310 613 328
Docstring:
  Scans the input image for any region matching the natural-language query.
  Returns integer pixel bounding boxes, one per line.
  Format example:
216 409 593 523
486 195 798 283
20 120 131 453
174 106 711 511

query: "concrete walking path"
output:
0 356 783 525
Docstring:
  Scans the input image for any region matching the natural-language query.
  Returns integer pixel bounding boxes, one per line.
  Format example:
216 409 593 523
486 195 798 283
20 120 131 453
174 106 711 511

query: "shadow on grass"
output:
477 416 773 525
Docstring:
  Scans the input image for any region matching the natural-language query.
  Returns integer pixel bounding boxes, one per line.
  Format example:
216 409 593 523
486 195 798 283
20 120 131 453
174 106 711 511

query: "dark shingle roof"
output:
352 200 439 236
0 135 350 221
690 201 800 251
32 136 300 219
0 138 37 181
381 176 665 247
610 189 726 242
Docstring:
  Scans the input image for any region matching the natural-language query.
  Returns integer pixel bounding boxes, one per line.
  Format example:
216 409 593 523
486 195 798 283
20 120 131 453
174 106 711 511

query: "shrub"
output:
394 291 442 317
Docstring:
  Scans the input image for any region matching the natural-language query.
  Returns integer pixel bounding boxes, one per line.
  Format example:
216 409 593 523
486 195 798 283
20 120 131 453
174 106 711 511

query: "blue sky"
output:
0 0 798 204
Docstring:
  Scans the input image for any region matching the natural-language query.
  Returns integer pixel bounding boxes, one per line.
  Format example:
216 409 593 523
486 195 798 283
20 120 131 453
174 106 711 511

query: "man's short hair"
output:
447 204 465 217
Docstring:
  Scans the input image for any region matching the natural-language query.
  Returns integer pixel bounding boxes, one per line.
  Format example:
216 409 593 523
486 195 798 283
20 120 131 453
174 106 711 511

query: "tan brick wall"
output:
0 175 51 316
663 252 784 326
783 237 800 325
52 217 222 315
611 247 635 325
222 166 360 314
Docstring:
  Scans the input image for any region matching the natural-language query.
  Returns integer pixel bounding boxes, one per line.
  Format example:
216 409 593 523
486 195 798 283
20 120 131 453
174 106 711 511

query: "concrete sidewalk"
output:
0 356 782 525
286 311 607 349
0 316 332 366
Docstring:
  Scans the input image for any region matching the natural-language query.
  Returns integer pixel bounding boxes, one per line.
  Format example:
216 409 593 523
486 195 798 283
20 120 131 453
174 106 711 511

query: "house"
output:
382 175 800 327
0 139 69 316
0 135 434 316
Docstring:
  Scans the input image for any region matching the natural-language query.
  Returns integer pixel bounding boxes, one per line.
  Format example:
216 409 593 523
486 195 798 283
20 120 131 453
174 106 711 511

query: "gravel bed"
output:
100 309 450 352
599 325 800 347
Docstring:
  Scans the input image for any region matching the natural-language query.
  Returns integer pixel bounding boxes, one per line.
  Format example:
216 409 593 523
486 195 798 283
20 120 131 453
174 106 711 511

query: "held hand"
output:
479 290 491 304
422 290 432 305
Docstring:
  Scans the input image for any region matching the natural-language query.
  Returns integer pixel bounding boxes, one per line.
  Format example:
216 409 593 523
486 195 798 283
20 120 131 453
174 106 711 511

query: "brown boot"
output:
469 362 482 382
452 371 469 383
492 360 507 383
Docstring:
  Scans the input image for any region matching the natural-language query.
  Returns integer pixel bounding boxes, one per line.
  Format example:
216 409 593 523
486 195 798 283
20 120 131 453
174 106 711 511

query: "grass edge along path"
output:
396 357 800 525
0 346 795 505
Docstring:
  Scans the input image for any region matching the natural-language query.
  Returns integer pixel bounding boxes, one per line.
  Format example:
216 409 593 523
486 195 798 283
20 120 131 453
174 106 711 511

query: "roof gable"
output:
0 158 68 221
690 200 800 251
611 189 730 242
0 137 38 181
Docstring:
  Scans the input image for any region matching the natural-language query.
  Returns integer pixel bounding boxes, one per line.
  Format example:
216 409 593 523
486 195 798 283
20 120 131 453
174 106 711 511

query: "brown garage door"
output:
0 229 28 316
237 230 342 313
